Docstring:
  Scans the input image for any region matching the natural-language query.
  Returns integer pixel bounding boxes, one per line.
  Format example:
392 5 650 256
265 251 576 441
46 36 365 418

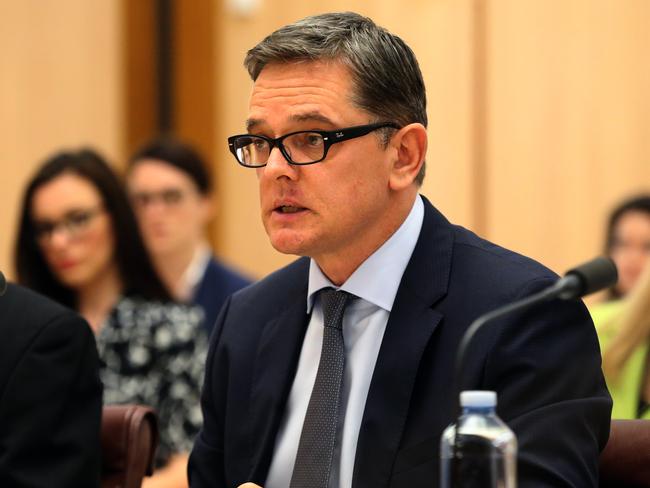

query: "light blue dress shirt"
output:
266 195 424 488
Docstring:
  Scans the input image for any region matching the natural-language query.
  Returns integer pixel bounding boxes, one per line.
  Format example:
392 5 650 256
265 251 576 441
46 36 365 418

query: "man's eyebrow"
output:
245 118 263 132
290 113 335 126
245 113 336 133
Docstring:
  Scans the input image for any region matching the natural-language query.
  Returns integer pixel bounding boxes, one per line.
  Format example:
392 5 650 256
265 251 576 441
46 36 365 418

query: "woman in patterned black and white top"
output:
15 148 207 487
98 297 206 469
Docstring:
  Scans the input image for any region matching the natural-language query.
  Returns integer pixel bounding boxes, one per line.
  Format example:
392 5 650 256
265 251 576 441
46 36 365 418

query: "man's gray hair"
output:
244 12 427 185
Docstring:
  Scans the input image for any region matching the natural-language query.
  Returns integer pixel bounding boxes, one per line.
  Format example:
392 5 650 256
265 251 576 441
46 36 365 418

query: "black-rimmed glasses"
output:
227 122 400 167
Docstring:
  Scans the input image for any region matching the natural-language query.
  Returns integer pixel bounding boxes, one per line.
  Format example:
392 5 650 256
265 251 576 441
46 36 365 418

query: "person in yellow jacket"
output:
592 263 650 419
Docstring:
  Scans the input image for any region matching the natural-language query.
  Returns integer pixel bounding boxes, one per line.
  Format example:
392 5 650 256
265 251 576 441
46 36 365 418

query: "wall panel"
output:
0 0 123 278
485 0 650 274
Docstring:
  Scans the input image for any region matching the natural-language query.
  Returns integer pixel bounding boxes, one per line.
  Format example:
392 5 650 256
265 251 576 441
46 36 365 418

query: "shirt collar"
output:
307 195 424 313
178 243 211 300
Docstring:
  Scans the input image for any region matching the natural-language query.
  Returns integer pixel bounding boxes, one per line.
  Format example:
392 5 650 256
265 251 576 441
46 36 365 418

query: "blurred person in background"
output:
602 194 650 300
591 194 650 419
14 148 207 488
593 262 650 420
0 278 102 487
126 138 251 336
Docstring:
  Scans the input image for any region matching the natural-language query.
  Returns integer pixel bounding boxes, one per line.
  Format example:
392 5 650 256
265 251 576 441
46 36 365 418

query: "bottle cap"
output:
460 390 497 408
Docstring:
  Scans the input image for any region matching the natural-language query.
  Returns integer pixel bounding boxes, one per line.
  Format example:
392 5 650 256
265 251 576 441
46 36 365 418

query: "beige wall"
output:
2 0 649 286
485 0 650 274
0 0 123 278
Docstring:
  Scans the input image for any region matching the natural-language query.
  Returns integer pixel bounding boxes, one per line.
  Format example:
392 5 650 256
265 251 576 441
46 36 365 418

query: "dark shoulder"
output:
0 284 93 380
205 257 253 290
449 225 558 303
0 283 88 338
226 257 309 315
418 197 557 305
454 225 556 277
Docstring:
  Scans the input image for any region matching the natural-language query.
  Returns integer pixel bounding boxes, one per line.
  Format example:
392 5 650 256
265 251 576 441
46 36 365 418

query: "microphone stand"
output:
452 281 565 419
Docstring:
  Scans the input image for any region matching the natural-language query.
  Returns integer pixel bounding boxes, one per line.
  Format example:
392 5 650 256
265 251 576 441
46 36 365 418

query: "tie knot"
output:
320 288 352 330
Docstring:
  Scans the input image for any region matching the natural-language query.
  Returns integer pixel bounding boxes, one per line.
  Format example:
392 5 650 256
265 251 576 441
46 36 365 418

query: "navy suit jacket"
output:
193 257 251 336
189 197 611 488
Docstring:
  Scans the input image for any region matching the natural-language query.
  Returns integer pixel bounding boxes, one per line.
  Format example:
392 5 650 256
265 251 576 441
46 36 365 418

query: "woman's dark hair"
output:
128 137 212 195
604 194 650 300
14 148 171 308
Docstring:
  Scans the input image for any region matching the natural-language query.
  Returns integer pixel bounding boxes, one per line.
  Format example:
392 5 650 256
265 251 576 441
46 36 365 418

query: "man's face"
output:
249 60 397 271
127 160 211 257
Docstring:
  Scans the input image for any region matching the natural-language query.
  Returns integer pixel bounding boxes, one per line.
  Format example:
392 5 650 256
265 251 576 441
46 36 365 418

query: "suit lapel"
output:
248 286 310 481
353 196 454 488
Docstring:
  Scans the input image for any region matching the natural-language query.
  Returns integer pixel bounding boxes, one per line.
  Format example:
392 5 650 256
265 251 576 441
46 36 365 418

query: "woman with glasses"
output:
14 148 206 488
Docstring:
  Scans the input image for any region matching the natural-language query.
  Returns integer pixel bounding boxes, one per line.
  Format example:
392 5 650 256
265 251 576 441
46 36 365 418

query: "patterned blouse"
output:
95 296 208 467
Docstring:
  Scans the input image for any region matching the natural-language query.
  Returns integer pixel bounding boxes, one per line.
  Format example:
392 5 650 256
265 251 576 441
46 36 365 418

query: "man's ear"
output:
388 123 427 191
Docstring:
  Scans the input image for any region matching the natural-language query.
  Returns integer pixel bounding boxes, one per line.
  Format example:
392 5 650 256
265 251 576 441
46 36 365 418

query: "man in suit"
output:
189 12 611 488
0 278 102 487
127 137 251 335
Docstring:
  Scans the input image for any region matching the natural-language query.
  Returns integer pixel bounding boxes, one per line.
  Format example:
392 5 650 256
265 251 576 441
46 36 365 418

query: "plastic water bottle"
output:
440 390 517 488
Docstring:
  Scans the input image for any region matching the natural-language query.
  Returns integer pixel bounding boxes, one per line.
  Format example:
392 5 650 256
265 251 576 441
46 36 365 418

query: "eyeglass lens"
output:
235 132 326 166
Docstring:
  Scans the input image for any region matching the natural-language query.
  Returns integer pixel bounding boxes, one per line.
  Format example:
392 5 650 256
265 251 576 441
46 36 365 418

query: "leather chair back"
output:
101 405 158 488
600 419 650 487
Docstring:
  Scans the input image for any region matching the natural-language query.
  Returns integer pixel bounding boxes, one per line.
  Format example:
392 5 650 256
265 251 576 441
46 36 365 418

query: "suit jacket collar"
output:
248 259 311 482
352 195 454 487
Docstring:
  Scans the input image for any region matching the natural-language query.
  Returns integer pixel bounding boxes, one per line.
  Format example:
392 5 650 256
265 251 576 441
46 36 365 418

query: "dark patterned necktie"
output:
290 288 352 488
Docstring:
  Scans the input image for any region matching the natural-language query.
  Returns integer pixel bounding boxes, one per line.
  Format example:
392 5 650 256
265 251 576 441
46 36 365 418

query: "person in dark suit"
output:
126 138 251 335
0 279 102 487
188 12 611 488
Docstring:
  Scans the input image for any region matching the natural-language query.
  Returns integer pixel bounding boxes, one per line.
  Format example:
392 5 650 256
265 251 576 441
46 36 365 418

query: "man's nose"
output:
139 197 167 214
262 146 298 179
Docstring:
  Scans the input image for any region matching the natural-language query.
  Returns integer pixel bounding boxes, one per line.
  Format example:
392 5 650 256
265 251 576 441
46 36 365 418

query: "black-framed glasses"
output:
227 121 400 167
33 207 104 244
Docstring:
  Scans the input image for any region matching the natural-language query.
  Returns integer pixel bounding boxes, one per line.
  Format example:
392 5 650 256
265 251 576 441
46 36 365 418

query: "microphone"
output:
0 271 6 297
555 256 620 299
452 256 617 411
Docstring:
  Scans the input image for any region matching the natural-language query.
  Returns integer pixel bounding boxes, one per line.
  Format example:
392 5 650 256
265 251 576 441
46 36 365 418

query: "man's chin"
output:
149 240 184 257
270 241 305 256
268 233 310 257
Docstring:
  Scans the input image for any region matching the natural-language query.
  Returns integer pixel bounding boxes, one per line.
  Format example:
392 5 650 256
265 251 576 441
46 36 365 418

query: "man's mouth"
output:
276 205 306 214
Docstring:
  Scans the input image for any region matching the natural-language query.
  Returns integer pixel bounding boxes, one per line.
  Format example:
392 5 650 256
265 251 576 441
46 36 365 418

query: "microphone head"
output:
563 256 618 299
